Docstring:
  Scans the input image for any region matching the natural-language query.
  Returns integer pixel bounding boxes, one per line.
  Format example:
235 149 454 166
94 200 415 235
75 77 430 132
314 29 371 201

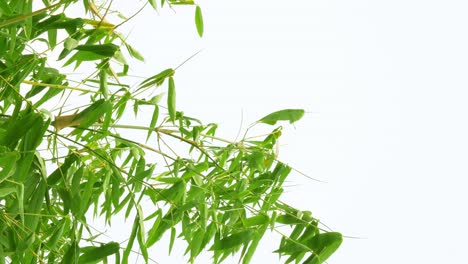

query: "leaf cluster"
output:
0 0 341 263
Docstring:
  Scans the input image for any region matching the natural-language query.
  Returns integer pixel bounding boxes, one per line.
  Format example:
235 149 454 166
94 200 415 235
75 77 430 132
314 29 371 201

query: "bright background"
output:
99 0 468 263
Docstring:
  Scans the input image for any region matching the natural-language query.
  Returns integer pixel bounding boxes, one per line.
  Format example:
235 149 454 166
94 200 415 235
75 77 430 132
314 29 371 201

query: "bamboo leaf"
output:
258 109 305 125
169 227 176 254
99 66 109 99
242 225 268 264
78 242 120 263
74 44 119 57
195 6 204 37
0 3 59 28
275 214 302 225
46 219 67 249
168 77 176 122
137 68 174 90
0 186 16 197
24 179 46 233
71 99 111 131
63 51 108 67
146 208 163 247
190 229 204 259
146 105 159 142
48 29 57 49
47 153 79 185
243 214 269 227
304 232 342 264
148 0 157 9
0 148 19 183
137 205 149 263
122 215 139 264
210 231 253 251
125 44 144 61
61 241 79 264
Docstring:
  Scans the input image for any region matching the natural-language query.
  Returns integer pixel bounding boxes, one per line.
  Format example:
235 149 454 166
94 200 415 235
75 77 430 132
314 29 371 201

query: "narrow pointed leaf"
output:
148 0 157 9
168 77 176 122
146 105 159 142
258 109 305 125
210 231 253 251
243 214 269 227
78 242 120 263
195 6 204 37
138 68 174 90
169 227 176 254
123 215 139 264
136 205 149 263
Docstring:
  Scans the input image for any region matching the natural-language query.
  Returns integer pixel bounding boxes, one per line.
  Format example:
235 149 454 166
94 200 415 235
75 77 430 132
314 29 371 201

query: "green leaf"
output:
146 105 159 142
61 241 79 264
63 51 107 67
138 68 174 90
48 29 57 49
148 0 157 9
168 77 176 122
57 187 73 214
0 148 20 183
125 44 144 61
258 109 305 125
99 66 109 99
243 214 269 227
136 205 149 263
0 113 42 148
190 229 205 260
210 231 253 251
304 232 342 264
78 242 120 263
113 50 127 65
24 179 46 233
47 153 79 185
170 0 195 5
0 186 16 197
46 219 67 249
242 224 268 264
274 241 310 255
169 227 176 254
195 6 204 37
146 208 163 247
0 241 5 264
123 215 139 264
74 43 119 57
275 214 302 225
71 99 111 131
33 86 63 108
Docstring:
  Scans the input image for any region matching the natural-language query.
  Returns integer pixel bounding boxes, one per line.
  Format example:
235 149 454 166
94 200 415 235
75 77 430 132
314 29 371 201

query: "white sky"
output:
87 0 468 263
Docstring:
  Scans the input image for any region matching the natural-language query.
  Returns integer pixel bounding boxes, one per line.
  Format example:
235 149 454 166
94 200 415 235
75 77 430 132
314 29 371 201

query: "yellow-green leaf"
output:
258 109 305 125
195 6 204 37
138 68 174 90
168 77 176 122
148 0 157 9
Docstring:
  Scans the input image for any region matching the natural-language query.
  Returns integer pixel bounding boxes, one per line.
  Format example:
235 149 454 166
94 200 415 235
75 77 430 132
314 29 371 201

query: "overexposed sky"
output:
96 0 468 263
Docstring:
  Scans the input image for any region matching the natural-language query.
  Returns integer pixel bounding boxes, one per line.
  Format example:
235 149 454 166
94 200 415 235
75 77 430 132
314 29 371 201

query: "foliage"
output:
0 0 341 263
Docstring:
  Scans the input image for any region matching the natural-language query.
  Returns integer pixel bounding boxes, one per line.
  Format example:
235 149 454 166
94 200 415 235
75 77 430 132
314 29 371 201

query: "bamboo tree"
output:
0 0 341 263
